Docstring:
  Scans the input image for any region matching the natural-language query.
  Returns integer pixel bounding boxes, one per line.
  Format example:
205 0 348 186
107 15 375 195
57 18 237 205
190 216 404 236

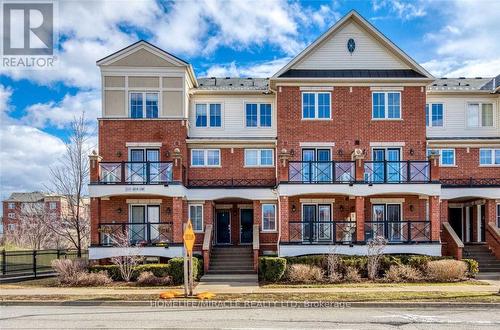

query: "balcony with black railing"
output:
363 161 431 183
286 221 357 244
97 222 174 246
441 177 500 188
97 161 173 184
187 178 276 188
364 220 432 243
288 161 356 184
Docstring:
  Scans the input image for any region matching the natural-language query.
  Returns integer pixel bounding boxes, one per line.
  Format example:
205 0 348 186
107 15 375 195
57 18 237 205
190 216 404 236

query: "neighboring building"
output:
88 11 500 272
426 76 500 258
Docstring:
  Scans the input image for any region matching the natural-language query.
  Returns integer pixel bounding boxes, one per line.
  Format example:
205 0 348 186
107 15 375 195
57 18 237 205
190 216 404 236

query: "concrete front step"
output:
476 272 500 280
208 269 255 274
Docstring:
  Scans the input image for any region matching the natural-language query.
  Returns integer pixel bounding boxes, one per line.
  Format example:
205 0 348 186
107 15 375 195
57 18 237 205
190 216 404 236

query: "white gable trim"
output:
272 11 433 79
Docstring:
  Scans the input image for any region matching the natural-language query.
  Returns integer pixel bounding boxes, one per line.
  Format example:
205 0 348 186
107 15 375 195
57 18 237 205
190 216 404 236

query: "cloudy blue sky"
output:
0 0 499 202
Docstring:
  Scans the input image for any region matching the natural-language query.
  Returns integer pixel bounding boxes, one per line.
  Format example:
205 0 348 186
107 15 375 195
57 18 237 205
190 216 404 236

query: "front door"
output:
302 148 331 182
479 205 486 242
216 210 231 244
302 205 317 242
240 209 253 244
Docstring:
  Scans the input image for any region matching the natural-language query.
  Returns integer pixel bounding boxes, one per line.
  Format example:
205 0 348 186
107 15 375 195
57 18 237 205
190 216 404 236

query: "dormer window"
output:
129 92 158 118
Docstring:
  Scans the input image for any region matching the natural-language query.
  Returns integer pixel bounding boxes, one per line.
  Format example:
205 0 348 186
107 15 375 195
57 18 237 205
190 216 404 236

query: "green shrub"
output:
134 264 170 278
168 257 202 284
89 265 122 281
462 258 479 277
407 255 432 272
259 257 287 282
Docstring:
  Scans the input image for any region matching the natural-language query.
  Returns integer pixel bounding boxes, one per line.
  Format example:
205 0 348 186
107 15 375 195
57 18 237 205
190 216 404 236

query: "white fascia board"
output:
441 188 500 200
279 244 441 257
278 184 441 197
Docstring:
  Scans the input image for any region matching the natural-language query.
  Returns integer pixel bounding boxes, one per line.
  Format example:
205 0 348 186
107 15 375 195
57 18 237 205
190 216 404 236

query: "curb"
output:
1 300 499 308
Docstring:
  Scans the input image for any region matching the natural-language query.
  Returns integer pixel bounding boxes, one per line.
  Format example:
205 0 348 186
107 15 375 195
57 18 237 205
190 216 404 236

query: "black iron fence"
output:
0 249 87 279
441 177 500 188
98 222 173 246
364 161 430 183
98 161 173 184
364 221 432 243
288 161 356 183
188 178 276 188
288 221 357 244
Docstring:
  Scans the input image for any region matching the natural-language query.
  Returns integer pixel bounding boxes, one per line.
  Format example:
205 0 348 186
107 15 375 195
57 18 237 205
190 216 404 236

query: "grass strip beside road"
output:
1 291 499 303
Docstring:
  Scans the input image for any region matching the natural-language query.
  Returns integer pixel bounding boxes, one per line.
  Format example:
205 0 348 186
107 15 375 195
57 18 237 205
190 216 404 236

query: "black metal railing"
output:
363 161 430 183
187 178 276 188
441 177 500 188
364 221 432 243
98 222 173 246
288 161 356 183
288 221 357 244
98 162 173 184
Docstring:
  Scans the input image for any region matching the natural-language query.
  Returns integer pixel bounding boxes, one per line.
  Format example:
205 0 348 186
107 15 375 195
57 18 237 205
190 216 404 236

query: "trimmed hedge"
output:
89 258 202 283
168 257 203 284
259 257 286 282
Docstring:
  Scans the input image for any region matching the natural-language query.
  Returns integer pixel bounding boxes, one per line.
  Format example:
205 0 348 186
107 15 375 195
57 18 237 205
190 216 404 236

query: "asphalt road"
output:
1 304 499 329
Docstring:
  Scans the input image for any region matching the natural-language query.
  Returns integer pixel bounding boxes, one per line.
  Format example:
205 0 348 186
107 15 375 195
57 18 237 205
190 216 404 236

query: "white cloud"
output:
22 90 100 129
204 57 292 78
0 85 13 118
422 0 500 77
2 0 340 88
372 0 426 20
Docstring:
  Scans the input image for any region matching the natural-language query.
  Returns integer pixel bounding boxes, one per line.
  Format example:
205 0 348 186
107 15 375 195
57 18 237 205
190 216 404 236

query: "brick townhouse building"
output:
88 11 499 273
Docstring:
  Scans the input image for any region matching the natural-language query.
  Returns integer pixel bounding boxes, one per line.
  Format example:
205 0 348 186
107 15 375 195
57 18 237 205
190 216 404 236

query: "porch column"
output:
172 197 185 243
202 201 214 273
252 200 262 271
90 197 101 245
440 199 448 224
203 201 214 226
353 152 365 182
484 199 496 225
355 196 365 241
172 148 184 184
429 196 441 241
252 200 262 226
279 196 289 241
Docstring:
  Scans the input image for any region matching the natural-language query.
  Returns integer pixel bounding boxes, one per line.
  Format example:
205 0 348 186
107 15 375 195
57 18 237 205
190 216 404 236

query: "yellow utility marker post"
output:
183 220 196 297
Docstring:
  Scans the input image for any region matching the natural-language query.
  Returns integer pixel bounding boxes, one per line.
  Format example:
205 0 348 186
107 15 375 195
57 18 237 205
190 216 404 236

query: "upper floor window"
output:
8 213 15 219
302 92 330 119
244 149 274 167
245 103 272 127
195 103 222 127
8 202 15 209
189 204 203 232
49 202 57 210
467 103 494 128
427 148 455 166
191 149 220 167
130 92 158 118
372 92 401 119
426 103 444 127
479 148 500 166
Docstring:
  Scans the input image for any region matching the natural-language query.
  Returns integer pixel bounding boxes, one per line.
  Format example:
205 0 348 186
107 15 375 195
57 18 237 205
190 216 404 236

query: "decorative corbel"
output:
351 148 365 167
278 148 291 167
88 150 102 169
172 147 182 166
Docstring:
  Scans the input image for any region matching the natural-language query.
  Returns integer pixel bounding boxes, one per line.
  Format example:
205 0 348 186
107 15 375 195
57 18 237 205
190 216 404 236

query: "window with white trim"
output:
195 103 222 127
427 149 455 166
426 103 444 127
302 92 330 119
189 204 203 232
467 103 494 127
8 202 15 209
262 204 276 231
479 148 500 166
129 92 159 118
244 149 274 167
8 213 15 219
49 202 57 210
8 224 16 231
191 149 220 167
245 103 272 127
372 92 401 119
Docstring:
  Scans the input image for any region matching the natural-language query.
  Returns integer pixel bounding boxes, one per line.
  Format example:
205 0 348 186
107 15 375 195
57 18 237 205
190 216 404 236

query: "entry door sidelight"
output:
216 211 231 244
302 205 317 242
240 209 253 244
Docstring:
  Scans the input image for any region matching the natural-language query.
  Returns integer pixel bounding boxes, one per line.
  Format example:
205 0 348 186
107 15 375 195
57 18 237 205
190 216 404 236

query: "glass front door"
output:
129 149 160 183
372 148 401 182
302 149 331 182
130 205 160 244
302 205 316 241
371 204 402 241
